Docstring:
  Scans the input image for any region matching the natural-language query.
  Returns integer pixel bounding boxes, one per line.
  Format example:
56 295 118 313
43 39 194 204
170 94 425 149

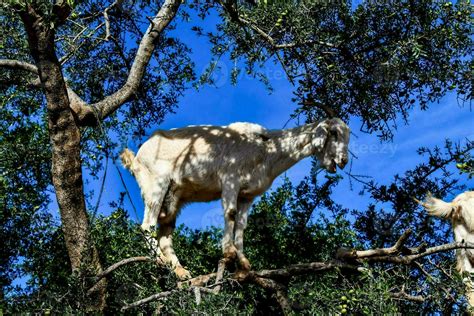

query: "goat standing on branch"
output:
121 118 350 279
418 191 474 308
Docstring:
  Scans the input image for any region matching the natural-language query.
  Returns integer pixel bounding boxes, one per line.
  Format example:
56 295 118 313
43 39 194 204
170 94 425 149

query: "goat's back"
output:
136 124 268 174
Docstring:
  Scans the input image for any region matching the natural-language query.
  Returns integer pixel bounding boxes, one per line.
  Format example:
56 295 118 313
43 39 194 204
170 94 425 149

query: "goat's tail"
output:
416 192 453 219
120 148 136 172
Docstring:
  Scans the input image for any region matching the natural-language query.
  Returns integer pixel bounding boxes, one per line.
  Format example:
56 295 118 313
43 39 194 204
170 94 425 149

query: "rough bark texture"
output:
5 0 182 311
19 6 106 311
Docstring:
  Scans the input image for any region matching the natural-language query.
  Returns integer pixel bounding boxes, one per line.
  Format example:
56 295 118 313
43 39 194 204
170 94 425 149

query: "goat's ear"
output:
312 120 330 148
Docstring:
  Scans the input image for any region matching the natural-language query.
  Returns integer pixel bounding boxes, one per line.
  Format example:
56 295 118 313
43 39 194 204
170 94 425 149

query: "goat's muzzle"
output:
337 156 349 169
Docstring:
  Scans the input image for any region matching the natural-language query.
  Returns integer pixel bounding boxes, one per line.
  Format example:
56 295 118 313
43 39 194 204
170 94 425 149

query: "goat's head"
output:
314 118 350 173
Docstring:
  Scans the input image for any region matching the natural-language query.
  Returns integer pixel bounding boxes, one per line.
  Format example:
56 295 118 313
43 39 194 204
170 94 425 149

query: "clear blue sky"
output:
49 4 474 230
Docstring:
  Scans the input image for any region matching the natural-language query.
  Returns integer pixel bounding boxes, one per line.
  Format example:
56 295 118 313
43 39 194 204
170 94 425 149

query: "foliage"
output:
4 145 473 313
0 83 54 303
353 140 474 248
0 0 472 314
206 0 472 139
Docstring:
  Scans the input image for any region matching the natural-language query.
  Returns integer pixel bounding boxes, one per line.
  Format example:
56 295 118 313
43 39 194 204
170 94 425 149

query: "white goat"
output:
419 191 474 307
121 118 350 279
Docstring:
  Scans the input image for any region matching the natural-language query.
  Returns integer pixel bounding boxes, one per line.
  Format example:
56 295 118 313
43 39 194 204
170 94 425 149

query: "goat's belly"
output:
239 179 272 198
239 187 268 198
181 188 221 202
178 178 222 202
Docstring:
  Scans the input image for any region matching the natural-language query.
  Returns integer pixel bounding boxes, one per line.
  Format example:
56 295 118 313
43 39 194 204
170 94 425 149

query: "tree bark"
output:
9 0 182 310
19 6 106 311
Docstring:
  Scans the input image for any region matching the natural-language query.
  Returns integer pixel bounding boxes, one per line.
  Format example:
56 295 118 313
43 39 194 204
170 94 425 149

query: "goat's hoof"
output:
234 269 250 282
238 257 251 272
174 266 192 280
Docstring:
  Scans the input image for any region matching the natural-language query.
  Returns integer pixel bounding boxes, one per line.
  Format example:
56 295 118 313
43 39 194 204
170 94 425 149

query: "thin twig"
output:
121 290 176 311
216 0 335 51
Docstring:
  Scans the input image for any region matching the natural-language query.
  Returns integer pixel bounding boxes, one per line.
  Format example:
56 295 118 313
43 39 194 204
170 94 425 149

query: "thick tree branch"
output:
249 275 292 315
103 0 124 41
252 261 360 279
116 233 474 312
18 3 108 310
2 0 181 126
90 0 181 120
0 59 39 74
0 59 96 124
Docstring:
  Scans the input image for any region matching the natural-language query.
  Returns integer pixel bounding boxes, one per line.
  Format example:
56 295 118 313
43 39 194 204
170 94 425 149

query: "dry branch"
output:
98 231 474 313
336 229 474 265
391 290 429 302
337 229 412 260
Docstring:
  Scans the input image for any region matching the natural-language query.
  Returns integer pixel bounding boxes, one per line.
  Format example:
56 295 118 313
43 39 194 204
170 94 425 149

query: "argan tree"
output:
0 0 471 312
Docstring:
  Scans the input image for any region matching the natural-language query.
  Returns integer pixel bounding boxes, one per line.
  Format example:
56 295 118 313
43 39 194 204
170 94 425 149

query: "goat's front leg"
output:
221 180 240 263
234 198 253 274
158 220 191 280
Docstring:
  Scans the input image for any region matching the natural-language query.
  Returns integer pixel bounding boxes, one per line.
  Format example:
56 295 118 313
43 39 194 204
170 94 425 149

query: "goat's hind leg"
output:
158 219 191 280
139 174 171 256
158 187 191 280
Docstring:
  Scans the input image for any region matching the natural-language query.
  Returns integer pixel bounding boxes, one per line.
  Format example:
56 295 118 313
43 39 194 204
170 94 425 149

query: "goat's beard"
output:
314 152 337 173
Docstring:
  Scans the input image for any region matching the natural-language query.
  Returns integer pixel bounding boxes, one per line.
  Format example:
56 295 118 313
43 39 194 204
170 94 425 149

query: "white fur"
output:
121 118 350 278
227 122 269 138
421 191 474 306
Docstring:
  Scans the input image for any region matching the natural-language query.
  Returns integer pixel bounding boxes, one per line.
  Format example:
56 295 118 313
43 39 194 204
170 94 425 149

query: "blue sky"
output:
49 4 474 230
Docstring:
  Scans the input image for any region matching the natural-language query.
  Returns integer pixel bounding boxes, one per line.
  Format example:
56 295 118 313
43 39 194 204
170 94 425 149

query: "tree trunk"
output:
19 7 106 311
